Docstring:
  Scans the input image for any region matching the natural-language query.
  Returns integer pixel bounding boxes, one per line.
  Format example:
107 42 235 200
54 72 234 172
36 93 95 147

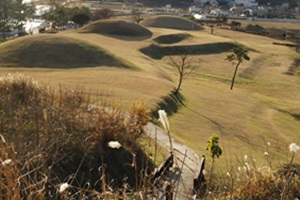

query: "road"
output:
144 122 200 200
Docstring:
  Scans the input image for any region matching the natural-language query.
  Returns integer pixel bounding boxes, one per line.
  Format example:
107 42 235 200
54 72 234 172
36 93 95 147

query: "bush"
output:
230 21 241 30
0 73 152 198
245 24 268 35
196 143 300 199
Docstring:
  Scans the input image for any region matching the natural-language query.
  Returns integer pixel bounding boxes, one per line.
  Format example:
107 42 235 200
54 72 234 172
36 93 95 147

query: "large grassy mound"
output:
78 19 152 38
141 15 203 30
0 34 134 68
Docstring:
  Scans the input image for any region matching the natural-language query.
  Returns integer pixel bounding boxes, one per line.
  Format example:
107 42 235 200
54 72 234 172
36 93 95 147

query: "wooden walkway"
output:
145 123 201 200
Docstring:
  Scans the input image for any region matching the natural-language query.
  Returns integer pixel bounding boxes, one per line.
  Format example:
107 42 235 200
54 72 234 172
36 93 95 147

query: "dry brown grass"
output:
228 19 300 43
0 74 155 198
0 34 134 69
141 15 204 31
233 20 300 30
168 27 300 170
1 20 300 171
77 19 152 38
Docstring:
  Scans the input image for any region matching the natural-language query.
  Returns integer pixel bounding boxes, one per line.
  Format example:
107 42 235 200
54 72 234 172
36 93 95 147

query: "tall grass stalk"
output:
0 73 155 199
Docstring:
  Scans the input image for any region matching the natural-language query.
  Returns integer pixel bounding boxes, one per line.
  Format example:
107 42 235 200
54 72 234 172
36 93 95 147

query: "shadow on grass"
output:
151 90 185 119
151 90 228 137
0 34 136 69
291 113 300 121
140 42 242 59
77 20 153 41
153 33 192 44
286 58 300 76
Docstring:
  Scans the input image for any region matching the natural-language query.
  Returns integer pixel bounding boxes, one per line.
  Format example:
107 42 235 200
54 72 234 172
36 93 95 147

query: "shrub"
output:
245 24 268 35
230 21 241 30
0 73 152 198
198 143 300 199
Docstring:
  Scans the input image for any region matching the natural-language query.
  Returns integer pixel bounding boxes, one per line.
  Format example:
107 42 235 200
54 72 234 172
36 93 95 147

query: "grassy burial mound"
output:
0 34 134 68
141 42 243 59
141 15 203 31
153 33 192 44
78 19 152 38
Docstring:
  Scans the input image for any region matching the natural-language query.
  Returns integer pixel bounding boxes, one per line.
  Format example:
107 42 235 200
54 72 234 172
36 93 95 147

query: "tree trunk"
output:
175 74 183 94
230 61 241 90
2 21 6 41
166 184 173 200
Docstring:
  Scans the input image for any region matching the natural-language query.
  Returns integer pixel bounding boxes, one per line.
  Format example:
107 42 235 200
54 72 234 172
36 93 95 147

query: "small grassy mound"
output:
140 42 242 59
141 15 203 30
153 33 192 44
0 34 134 68
78 19 152 38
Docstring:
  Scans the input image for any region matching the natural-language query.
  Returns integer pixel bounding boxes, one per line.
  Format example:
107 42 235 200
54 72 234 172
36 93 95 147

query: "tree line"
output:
0 0 34 40
0 0 118 41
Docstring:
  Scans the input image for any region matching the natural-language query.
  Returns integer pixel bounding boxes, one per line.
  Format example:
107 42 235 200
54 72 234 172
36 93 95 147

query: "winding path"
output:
144 123 200 200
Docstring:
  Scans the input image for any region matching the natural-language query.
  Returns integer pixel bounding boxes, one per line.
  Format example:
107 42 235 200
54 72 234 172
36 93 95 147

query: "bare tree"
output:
131 8 143 24
93 8 114 20
169 55 197 94
226 47 250 90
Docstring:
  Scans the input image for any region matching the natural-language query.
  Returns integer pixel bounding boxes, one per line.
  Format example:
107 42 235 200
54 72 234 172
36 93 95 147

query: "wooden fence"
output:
151 153 174 185
193 155 206 195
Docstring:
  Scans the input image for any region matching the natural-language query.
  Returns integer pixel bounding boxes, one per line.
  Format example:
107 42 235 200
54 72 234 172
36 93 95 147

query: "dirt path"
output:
144 123 200 200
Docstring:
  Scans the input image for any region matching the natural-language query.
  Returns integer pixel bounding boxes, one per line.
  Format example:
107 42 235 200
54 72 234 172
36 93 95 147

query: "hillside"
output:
0 17 299 171
141 15 204 31
77 19 153 39
0 34 135 69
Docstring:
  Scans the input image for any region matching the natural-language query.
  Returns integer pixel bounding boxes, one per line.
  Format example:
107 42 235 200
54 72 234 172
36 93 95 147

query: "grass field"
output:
0 16 299 172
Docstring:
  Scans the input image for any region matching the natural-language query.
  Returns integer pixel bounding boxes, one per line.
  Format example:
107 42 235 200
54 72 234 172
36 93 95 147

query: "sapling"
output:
226 47 250 90
206 134 222 187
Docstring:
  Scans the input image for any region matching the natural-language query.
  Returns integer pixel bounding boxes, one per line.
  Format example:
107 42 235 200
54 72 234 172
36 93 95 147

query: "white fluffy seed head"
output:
108 141 121 149
59 183 69 193
289 143 300 153
158 110 169 132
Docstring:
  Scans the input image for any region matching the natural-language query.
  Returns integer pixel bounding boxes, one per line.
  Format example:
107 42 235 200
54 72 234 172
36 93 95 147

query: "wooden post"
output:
193 155 206 195
174 149 187 200
166 183 173 200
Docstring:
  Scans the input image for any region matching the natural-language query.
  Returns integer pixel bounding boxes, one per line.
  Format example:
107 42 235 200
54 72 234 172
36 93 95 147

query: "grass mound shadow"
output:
153 33 192 44
140 42 242 59
78 20 152 41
